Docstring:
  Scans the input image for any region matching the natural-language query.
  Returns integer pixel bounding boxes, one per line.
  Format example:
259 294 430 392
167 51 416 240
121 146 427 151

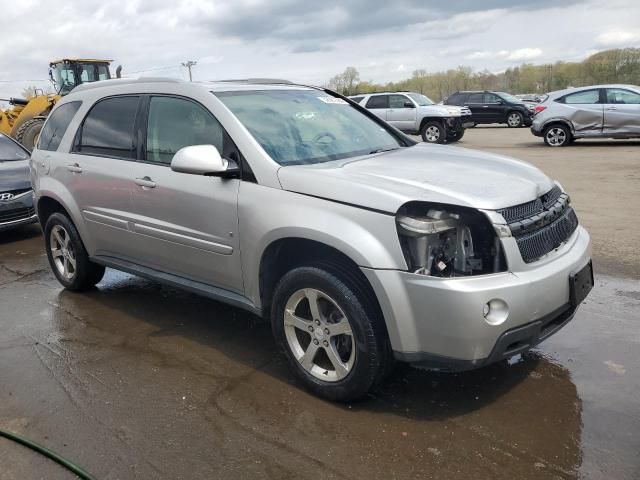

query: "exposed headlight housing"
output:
396 203 507 277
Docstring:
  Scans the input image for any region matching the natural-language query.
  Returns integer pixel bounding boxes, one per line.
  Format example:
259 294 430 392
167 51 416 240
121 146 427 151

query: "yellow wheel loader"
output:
0 59 118 150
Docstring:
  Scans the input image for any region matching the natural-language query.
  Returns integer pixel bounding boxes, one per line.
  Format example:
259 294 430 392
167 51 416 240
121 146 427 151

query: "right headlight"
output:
396 203 507 277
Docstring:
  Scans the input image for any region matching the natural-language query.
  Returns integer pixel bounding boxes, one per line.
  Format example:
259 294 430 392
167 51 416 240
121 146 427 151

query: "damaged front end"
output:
396 202 506 277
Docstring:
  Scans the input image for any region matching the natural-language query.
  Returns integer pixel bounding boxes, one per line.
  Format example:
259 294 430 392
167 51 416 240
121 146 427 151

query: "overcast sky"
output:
1 0 639 99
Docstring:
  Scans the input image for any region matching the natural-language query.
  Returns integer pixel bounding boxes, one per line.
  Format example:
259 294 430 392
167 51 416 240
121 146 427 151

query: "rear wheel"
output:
45 213 105 291
420 121 445 144
271 264 390 401
506 111 523 128
543 124 571 147
15 118 45 151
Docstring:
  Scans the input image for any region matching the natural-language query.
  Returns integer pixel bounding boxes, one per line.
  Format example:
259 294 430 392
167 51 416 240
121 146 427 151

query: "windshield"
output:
497 92 523 103
407 93 435 106
215 89 404 165
0 135 29 161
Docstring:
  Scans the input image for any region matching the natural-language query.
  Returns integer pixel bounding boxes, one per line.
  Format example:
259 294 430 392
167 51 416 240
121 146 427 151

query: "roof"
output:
546 84 640 98
50 58 113 64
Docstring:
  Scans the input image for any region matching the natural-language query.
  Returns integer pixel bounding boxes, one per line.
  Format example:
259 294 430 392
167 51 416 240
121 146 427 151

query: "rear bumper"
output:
361 226 592 370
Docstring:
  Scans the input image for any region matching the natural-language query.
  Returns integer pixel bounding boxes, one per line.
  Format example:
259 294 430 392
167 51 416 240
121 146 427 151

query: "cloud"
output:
465 48 543 62
595 30 640 47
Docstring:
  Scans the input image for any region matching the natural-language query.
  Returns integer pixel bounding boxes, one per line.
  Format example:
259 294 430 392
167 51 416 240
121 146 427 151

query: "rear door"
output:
126 95 243 292
66 95 142 259
364 95 389 120
465 93 487 122
386 94 417 131
560 89 604 135
603 88 640 136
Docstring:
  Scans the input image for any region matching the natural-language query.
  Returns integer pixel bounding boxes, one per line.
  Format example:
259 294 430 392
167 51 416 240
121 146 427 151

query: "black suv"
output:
444 91 533 128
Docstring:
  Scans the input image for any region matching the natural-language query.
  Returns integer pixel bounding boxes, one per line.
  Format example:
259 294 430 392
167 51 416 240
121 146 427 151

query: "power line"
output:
181 60 197 82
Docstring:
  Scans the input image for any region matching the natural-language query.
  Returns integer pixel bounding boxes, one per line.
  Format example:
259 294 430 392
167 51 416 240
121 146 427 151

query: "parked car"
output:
349 92 473 143
0 133 37 231
444 90 533 127
531 84 640 146
31 78 593 401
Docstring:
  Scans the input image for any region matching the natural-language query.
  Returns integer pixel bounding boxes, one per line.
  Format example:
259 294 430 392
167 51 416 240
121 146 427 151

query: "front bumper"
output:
0 191 37 231
361 225 592 370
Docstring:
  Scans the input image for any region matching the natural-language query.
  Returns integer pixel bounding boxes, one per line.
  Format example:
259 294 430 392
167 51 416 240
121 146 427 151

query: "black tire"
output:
447 128 465 142
543 124 572 147
420 120 446 144
271 263 391 402
15 118 45 151
506 111 523 128
44 213 105 291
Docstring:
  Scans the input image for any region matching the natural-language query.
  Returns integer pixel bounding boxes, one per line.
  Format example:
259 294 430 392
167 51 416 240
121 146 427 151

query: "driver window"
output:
484 93 501 103
146 96 224 165
389 95 412 108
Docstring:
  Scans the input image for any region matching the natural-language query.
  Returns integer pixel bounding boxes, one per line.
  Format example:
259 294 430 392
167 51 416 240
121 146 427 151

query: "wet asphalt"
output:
1 127 639 479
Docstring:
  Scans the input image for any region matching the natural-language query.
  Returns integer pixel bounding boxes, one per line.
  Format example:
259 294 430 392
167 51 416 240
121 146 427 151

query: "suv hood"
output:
277 143 554 213
0 159 30 191
419 105 464 117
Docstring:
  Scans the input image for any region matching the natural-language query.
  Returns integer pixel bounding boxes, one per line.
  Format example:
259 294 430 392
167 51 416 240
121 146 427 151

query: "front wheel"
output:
271 265 390 401
506 111 523 128
420 121 445 144
45 213 105 291
543 124 572 147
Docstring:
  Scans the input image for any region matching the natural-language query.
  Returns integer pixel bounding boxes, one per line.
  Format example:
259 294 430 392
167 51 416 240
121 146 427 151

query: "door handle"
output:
482 105 489 108
66 163 82 173
134 176 156 188
606 107 617 111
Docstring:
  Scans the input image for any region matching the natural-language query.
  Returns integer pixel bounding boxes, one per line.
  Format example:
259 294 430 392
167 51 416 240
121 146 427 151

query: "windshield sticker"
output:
317 96 348 105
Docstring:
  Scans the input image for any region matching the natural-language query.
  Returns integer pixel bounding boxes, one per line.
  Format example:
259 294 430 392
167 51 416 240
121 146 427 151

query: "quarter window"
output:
145 96 225 165
365 95 389 109
38 101 82 152
605 88 640 104
562 90 600 104
76 96 139 159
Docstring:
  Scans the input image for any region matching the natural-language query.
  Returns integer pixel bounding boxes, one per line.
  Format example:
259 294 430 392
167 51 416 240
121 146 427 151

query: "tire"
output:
420 120 446 144
271 264 391 402
15 118 45 151
506 111 523 128
543 124 572 147
44 213 105 291
447 128 465 142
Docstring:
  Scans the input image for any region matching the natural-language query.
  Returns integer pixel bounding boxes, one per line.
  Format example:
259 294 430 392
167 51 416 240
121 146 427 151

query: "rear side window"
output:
560 90 600 105
446 93 462 105
38 101 81 152
365 95 388 109
76 96 140 159
145 96 224 165
466 93 484 103
349 96 364 103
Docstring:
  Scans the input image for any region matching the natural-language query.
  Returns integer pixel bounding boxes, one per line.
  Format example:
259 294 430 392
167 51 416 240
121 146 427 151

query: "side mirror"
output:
496 100 504 105
171 145 239 178
403 101 415 108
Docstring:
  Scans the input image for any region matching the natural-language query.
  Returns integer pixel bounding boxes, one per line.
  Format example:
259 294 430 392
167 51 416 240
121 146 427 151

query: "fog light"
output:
483 299 509 325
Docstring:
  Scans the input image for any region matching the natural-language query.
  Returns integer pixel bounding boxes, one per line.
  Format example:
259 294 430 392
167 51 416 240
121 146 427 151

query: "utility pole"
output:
181 60 197 81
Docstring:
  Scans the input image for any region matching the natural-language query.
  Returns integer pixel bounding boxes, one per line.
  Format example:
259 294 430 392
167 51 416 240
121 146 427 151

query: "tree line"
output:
326 48 640 101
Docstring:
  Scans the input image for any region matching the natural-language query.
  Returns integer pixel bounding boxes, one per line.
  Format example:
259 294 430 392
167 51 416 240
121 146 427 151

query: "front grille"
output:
0 206 35 223
1 188 32 197
499 185 579 263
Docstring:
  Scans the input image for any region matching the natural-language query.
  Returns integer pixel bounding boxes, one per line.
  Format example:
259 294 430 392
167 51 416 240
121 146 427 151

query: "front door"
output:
127 95 243 293
603 88 640 136
386 94 417 131
483 93 507 123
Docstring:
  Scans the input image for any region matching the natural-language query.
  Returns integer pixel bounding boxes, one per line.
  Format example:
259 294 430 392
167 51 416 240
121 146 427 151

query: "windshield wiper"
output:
369 147 399 155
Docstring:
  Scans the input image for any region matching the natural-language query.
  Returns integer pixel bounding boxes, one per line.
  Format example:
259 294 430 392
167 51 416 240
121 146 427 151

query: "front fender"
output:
238 183 407 307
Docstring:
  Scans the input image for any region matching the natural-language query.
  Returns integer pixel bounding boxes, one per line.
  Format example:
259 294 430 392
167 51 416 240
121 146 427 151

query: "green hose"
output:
0 428 97 480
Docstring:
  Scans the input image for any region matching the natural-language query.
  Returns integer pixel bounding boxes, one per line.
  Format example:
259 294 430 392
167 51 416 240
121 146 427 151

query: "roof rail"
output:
215 78 293 85
72 77 184 93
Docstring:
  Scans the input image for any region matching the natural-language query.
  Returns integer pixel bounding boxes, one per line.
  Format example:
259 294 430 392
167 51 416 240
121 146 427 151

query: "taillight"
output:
534 105 547 115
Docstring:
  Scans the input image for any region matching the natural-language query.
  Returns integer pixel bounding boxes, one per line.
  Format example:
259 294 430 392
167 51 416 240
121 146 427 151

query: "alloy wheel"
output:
283 288 355 382
50 225 76 280
508 113 522 127
425 125 441 142
545 127 567 146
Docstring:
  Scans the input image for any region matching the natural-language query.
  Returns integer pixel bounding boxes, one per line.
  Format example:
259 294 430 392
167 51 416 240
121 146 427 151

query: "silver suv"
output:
531 84 640 146
350 92 473 143
31 78 593 401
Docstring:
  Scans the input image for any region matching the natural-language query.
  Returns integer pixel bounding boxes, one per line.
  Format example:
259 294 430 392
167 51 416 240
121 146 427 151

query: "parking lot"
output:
1 126 638 479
